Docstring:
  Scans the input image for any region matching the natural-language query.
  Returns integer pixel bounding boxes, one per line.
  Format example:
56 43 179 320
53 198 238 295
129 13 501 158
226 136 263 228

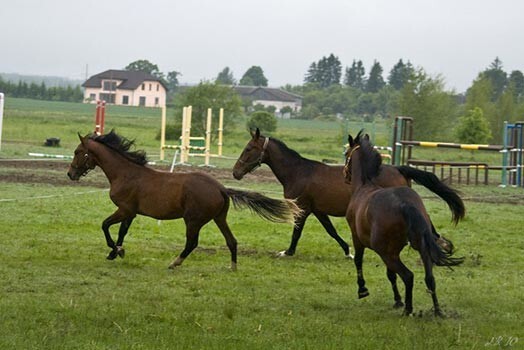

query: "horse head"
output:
67 133 97 180
343 130 367 184
232 128 270 180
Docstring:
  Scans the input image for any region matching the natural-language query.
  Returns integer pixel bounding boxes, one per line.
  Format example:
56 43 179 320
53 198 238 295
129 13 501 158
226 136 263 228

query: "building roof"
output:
234 86 302 102
82 69 168 91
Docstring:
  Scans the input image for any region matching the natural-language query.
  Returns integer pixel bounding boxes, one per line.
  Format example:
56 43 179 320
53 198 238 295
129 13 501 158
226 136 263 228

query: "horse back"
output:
292 163 351 216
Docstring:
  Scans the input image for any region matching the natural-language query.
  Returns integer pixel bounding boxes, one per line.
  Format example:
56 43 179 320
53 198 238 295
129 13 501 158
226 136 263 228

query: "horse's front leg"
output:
278 212 309 257
102 209 133 260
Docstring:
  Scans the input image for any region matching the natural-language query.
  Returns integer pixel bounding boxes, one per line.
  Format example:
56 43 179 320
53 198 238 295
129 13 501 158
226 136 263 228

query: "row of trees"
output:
0 77 83 102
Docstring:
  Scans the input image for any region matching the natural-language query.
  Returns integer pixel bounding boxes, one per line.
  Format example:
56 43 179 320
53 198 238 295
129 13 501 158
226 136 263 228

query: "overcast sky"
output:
1 0 523 92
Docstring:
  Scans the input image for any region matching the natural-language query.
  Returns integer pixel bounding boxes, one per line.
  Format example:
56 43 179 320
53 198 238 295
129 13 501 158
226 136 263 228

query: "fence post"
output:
0 93 4 152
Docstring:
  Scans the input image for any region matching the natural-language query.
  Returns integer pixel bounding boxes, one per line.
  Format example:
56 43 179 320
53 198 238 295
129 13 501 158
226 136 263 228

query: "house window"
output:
149 83 152 91
99 93 115 104
122 95 129 105
155 97 159 106
89 93 96 101
141 84 145 90
103 81 117 91
156 84 159 91
139 96 146 106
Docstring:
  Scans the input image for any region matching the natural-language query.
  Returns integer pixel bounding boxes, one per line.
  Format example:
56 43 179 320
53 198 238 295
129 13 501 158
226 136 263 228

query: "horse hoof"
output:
345 253 355 260
393 301 404 309
117 247 125 258
358 290 370 299
402 309 413 317
230 263 237 272
106 250 118 260
276 250 292 258
434 309 444 318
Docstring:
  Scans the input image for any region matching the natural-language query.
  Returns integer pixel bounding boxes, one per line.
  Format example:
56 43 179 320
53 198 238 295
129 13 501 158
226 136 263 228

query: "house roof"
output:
82 69 168 91
234 86 302 103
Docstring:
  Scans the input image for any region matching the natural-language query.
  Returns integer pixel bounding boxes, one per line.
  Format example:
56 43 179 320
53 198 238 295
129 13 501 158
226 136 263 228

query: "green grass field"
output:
0 98 523 349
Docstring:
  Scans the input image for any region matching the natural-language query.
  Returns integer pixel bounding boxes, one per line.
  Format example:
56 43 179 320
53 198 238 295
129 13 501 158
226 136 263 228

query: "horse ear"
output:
348 134 354 147
78 132 88 147
364 134 370 141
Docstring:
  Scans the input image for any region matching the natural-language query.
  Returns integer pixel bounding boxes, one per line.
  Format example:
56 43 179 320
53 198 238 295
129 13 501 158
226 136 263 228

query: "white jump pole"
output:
204 108 212 166
160 105 166 161
218 108 224 156
182 106 192 164
0 93 4 152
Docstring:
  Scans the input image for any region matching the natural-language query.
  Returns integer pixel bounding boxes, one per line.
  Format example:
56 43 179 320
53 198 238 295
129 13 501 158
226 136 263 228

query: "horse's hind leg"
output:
421 253 443 317
353 241 369 299
315 213 352 258
387 268 404 308
214 214 238 271
382 256 414 316
168 220 204 269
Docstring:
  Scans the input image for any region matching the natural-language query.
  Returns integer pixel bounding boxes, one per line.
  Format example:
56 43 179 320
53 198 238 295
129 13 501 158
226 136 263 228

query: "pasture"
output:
0 98 523 349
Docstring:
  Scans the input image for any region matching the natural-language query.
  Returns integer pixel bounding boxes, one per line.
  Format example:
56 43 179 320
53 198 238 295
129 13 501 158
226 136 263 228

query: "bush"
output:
156 123 182 141
247 111 277 133
455 107 492 144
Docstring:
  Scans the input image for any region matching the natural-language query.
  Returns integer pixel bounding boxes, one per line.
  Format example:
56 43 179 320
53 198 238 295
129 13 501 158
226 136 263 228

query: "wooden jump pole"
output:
182 106 192 164
0 93 4 152
218 108 224 156
204 108 212 166
160 105 167 161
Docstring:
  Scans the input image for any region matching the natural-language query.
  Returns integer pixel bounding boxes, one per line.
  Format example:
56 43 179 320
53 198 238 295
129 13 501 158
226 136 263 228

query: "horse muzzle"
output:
232 169 245 180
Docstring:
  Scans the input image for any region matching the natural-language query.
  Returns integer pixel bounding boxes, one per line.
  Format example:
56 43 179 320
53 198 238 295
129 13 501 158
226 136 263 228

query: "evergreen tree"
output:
455 107 492 144
304 54 341 88
388 59 414 90
509 70 524 100
166 71 181 92
366 60 385 93
480 57 507 101
344 60 366 90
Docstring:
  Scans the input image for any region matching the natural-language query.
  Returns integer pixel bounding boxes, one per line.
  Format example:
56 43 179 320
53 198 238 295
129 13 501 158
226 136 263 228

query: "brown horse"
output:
67 131 300 270
232 128 464 257
344 131 464 316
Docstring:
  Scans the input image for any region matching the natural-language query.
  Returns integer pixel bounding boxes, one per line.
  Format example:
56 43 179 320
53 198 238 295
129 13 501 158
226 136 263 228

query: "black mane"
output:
93 130 148 166
357 136 383 183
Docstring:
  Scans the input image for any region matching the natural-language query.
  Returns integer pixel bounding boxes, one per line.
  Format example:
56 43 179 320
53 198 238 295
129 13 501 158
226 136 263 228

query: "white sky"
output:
1 0 523 92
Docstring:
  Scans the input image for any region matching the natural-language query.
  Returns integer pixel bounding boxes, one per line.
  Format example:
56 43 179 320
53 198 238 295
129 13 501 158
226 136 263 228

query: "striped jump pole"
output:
400 140 504 151
94 100 106 135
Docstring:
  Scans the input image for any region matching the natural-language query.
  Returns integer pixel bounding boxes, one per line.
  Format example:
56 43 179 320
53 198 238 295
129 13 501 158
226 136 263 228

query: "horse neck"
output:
264 142 306 185
349 153 368 193
88 140 141 183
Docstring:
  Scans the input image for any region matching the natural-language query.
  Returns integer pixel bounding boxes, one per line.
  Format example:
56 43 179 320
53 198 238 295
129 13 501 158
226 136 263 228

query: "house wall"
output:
84 80 166 107
252 99 302 113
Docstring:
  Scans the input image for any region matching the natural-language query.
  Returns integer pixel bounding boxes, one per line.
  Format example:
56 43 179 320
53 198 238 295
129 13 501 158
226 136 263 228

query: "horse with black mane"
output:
67 130 301 270
233 128 464 257
344 131 464 316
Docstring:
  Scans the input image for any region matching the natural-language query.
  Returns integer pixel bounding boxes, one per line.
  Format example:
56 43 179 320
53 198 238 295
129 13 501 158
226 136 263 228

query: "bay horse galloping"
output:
232 128 464 257
344 131 464 316
67 131 301 270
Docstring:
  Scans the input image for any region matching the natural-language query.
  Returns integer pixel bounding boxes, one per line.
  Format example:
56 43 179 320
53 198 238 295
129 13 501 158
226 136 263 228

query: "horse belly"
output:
137 183 185 220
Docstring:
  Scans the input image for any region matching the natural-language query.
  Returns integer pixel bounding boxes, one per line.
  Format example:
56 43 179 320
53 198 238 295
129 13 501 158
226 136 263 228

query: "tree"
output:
240 66 268 86
509 70 524 100
366 60 385 93
247 111 277 132
125 59 162 78
344 60 366 90
397 69 458 140
304 54 342 88
455 107 492 144
166 71 181 92
174 82 242 137
480 57 507 101
388 59 414 90
216 67 236 85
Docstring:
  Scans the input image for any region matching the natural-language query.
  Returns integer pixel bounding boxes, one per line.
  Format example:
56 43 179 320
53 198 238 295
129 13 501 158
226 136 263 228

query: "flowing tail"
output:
226 188 302 223
401 204 464 267
396 165 465 225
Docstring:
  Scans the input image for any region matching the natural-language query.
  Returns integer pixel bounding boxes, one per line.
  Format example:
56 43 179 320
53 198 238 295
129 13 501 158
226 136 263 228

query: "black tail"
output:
401 204 464 267
226 188 301 223
397 165 465 225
